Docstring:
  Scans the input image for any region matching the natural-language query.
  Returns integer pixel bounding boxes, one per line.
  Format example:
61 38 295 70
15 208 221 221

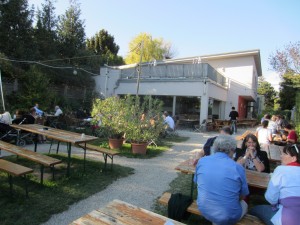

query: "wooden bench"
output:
0 159 33 197
158 192 265 225
0 141 62 184
76 143 120 170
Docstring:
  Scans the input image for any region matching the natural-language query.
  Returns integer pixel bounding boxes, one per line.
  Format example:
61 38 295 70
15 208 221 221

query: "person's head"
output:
213 135 237 157
30 107 36 115
271 115 277 121
284 124 293 131
55 105 60 110
163 111 168 117
231 107 235 110
219 126 232 135
241 134 261 152
281 144 300 165
262 120 269 128
35 103 39 107
15 110 24 118
265 114 271 120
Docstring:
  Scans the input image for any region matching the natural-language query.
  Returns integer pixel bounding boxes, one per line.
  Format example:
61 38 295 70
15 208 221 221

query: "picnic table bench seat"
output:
0 159 33 197
158 192 264 225
0 141 62 184
76 143 120 170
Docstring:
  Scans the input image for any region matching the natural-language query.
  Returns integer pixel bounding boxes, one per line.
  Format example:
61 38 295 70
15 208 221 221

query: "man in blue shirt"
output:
194 135 249 225
34 103 43 116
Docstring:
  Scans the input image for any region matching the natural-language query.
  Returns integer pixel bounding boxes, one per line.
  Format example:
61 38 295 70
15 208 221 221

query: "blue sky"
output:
29 0 300 90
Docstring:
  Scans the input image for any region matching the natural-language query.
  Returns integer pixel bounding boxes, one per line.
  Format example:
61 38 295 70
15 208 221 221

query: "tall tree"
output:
269 42 300 110
0 0 34 60
86 29 123 66
125 33 175 64
86 29 119 56
34 0 58 59
257 77 277 110
56 0 85 58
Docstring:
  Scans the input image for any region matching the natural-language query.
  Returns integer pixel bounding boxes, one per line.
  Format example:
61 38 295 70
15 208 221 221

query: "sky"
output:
28 0 300 91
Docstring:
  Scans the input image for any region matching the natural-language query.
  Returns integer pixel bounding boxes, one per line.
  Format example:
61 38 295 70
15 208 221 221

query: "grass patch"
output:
152 173 269 225
89 136 190 159
0 154 134 225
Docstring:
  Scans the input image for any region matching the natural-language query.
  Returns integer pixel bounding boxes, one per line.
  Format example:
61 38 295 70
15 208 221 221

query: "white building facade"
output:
94 49 262 125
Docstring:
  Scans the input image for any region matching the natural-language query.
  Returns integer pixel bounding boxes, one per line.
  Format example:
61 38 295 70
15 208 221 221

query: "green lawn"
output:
90 136 190 159
0 155 134 225
0 133 189 225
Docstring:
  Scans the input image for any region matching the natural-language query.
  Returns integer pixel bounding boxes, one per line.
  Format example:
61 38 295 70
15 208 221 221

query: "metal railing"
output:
120 63 227 87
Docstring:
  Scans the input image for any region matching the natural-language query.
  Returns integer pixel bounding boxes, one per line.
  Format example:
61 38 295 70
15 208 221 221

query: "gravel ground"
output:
1 128 248 225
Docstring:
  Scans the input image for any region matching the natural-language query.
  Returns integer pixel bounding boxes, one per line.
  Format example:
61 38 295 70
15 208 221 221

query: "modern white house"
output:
94 49 262 125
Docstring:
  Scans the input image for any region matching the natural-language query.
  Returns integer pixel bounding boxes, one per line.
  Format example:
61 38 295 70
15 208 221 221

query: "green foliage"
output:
0 0 35 60
295 92 300 135
125 33 175 64
6 66 56 111
257 77 277 110
123 95 165 143
91 96 127 138
279 73 300 110
56 0 86 58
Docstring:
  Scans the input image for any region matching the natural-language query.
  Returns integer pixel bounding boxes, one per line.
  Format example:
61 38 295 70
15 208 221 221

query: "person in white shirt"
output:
54 106 63 116
256 120 272 157
163 111 175 131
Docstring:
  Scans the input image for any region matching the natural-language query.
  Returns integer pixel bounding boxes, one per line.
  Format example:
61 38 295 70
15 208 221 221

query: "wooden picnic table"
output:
175 158 271 197
10 124 98 176
70 199 185 225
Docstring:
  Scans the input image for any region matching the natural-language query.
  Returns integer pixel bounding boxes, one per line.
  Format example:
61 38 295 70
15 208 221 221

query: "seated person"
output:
22 107 36 124
255 120 272 149
202 126 232 156
0 111 12 125
163 111 175 132
234 134 270 173
54 105 63 116
12 110 26 124
284 124 298 144
0 111 13 133
194 135 249 225
34 103 43 116
250 144 300 225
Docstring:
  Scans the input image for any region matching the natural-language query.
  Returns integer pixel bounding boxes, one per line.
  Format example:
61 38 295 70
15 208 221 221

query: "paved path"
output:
1 128 249 225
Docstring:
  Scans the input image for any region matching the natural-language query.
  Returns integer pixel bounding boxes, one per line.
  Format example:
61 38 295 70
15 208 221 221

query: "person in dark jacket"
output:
234 133 270 173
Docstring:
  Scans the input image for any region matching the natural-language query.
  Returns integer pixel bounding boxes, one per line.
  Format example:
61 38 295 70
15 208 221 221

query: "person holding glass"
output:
234 133 270 173
249 144 300 225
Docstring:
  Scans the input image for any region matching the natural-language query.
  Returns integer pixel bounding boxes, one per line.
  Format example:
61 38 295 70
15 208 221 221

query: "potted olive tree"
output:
91 97 126 149
123 95 165 154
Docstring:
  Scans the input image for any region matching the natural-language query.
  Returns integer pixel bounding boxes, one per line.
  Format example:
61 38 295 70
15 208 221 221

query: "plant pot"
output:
131 142 148 155
108 138 123 149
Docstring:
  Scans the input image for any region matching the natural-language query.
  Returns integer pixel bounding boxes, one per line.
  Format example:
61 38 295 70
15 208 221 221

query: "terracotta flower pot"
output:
108 138 123 149
131 142 148 155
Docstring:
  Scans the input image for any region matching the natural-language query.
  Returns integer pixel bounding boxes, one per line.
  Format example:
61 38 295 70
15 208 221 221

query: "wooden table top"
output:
175 159 270 189
10 124 98 144
70 199 185 225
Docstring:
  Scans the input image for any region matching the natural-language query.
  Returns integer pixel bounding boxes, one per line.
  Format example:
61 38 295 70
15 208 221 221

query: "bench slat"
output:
0 159 33 176
77 143 120 156
0 141 62 166
158 192 264 225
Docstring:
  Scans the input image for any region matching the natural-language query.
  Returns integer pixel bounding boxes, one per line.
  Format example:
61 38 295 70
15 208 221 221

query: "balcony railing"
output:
120 63 227 87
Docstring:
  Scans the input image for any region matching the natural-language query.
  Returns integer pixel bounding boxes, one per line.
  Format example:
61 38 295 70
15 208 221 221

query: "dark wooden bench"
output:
158 192 265 225
0 159 33 197
0 141 62 184
76 143 120 170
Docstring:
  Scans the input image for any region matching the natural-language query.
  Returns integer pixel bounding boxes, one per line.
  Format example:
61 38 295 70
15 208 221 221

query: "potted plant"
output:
91 97 126 149
123 95 165 154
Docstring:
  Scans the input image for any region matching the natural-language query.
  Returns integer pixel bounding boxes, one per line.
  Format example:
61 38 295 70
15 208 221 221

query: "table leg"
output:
40 165 44 185
67 143 71 176
83 142 86 172
190 174 195 198
34 137 38 152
